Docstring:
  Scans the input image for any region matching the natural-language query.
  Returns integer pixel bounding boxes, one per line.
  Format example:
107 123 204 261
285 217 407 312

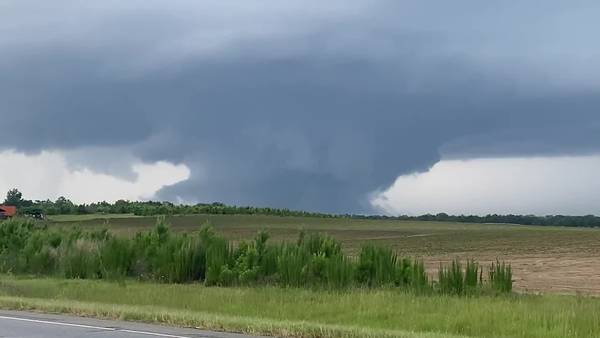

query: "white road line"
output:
0 315 194 338
0 315 114 331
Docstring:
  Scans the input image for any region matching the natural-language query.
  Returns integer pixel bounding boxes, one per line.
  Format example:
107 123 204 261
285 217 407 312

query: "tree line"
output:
4 188 600 228
351 213 600 228
3 189 336 218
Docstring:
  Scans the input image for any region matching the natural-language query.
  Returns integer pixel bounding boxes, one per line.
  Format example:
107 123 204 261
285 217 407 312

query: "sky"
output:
1 1 600 215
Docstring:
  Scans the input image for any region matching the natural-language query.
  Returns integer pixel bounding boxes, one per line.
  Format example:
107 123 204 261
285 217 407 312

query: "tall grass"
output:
489 260 513 293
3 277 598 338
0 218 512 295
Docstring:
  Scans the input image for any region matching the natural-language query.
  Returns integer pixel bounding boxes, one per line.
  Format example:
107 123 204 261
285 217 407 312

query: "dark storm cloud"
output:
2 1 600 212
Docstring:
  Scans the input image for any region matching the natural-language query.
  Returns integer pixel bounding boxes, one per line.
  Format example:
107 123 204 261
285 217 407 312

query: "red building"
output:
0 205 17 219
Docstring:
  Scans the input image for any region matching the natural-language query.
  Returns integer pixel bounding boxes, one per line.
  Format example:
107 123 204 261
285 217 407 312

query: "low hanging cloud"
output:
372 155 600 216
1 1 600 213
0 150 190 204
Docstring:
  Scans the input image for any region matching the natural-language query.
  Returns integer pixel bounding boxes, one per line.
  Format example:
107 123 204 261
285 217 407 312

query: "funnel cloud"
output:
2 1 600 213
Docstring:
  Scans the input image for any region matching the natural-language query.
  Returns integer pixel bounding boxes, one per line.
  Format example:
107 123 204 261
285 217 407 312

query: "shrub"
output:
99 236 133 279
204 236 232 286
61 239 101 279
489 260 512 293
0 218 513 295
357 244 398 287
324 254 354 289
408 259 430 292
277 244 308 287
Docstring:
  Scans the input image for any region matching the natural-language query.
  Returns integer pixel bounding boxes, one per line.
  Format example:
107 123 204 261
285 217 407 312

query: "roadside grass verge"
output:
0 296 458 338
1 276 600 338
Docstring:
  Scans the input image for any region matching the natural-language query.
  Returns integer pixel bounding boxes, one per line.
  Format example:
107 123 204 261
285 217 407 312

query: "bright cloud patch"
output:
0 149 190 203
371 155 600 216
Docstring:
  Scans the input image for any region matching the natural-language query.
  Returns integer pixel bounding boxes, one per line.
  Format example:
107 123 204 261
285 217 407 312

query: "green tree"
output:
55 196 75 214
4 188 23 207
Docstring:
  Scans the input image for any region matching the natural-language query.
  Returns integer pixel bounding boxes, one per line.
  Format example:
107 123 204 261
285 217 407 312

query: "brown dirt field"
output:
426 254 600 294
50 214 600 294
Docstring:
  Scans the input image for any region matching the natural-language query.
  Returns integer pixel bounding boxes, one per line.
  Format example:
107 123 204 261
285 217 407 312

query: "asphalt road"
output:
0 310 263 338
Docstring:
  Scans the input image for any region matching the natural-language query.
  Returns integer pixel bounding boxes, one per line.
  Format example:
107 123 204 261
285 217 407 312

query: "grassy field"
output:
2 214 598 337
1 276 599 338
47 214 600 294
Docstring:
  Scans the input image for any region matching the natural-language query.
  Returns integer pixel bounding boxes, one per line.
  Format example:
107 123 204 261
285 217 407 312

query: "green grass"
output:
1 276 599 338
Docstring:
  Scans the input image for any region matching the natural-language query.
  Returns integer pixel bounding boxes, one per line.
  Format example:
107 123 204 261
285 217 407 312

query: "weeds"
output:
489 260 513 293
0 218 512 295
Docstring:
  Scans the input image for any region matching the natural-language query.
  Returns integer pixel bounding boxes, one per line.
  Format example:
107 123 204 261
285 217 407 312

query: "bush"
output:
324 254 354 289
489 260 512 293
99 236 133 279
61 239 101 279
277 244 308 287
356 244 398 287
408 259 429 292
0 218 513 295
